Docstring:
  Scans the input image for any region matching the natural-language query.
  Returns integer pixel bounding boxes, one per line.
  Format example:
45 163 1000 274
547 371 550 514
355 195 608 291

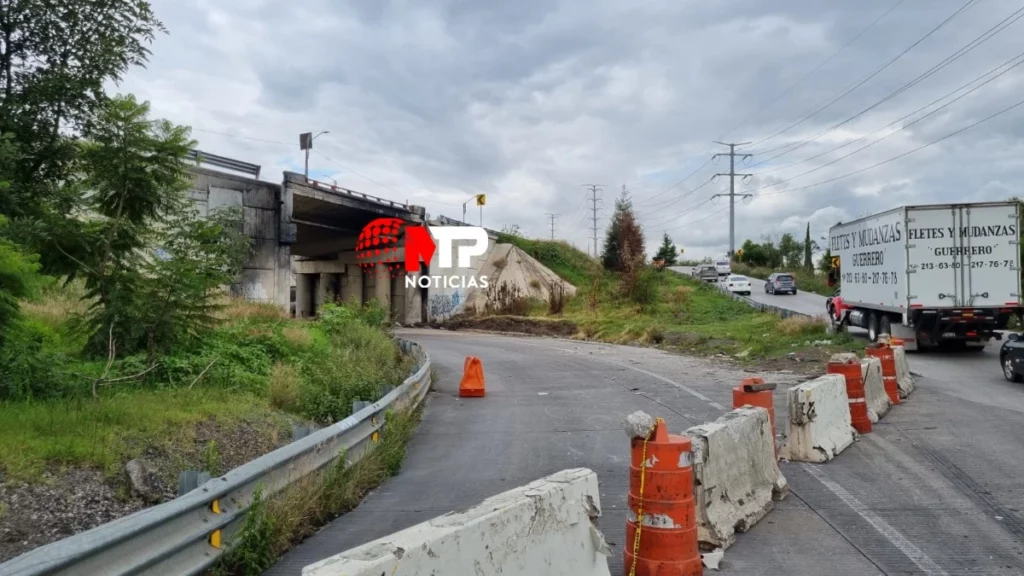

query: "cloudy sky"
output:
119 0 1024 260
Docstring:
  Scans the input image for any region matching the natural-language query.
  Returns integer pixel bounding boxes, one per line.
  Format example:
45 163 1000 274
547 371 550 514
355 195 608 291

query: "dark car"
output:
1000 333 1024 382
765 272 797 295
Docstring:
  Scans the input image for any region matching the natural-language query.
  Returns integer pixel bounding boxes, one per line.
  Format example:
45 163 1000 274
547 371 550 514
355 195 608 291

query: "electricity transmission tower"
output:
711 141 753 257
581 184 605 257
545 213 560 240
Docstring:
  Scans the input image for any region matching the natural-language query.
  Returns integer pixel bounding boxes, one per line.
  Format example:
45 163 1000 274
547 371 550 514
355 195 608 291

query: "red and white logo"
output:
356 218 490 288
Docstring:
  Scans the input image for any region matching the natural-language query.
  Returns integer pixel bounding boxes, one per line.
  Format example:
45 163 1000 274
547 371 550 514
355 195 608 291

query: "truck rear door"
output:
906 203 1020 308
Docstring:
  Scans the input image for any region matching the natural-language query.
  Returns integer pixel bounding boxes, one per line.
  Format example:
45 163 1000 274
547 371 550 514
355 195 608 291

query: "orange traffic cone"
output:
459 356 486 397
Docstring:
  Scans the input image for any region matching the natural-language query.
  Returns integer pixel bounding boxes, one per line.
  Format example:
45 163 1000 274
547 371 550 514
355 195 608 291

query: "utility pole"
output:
545 213 560 240
712 142 753 257
581 184 605 257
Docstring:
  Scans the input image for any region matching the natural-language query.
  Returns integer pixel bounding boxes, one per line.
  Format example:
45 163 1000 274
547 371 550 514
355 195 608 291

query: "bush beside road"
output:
0 288 412 563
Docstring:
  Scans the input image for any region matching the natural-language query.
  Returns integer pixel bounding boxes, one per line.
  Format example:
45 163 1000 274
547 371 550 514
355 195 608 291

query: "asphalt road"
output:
266 329 1024 576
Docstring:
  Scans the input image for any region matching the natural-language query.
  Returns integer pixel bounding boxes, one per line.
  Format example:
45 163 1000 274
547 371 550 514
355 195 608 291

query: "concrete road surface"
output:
266 329 1024 576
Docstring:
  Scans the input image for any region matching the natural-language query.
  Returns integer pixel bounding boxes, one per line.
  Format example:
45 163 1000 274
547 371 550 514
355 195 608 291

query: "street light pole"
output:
300 130 330 179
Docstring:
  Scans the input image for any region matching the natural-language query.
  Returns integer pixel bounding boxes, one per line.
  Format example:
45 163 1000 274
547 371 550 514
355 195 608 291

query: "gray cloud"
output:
119 0 1024 260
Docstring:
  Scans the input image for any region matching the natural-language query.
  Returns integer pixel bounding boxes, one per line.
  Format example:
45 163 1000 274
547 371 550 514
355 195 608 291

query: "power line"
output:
719 0 906 142
748 3 1024 169
631 157 714 208
661 205 731 234
545 213 560 240
755 93 1024 198
711 142 753 256
752 48 1024 193
746 0 977 151
754 46 1024 178
582 184 605 258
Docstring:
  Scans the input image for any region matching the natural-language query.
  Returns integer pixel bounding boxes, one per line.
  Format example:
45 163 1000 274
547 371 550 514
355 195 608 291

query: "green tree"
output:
654 233 678 266
601 186 644 272
778 233 802 268
0 0 165 275
818 248 833 274
0 216 41 342
804 223 813 271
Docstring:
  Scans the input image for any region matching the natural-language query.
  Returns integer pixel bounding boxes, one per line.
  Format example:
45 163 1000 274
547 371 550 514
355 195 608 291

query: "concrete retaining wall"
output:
685 407 789 550
783 374 856 463
861 357 893 423
893 346 915 399
302 468 611 576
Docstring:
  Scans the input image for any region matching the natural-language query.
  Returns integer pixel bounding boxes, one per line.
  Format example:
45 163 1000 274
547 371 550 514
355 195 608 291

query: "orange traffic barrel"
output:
732 377 776 456
827 358 872 434
458 356 485 397
865 345 900 405
625 419 702 576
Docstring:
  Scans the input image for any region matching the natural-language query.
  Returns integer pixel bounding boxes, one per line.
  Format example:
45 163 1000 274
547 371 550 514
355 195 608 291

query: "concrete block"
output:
302 468 611 576
244 206 278 240
685 407 788 551
248 239 278 270
242 184 278 209
893 346 915 399
861 357 893 423
783 374 856 463
209 186 243 212
236 269 275 301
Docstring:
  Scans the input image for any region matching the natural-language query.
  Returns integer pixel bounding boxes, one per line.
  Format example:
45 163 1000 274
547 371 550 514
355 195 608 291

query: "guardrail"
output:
187 150 261 179
0 339 432 576
303 178 413 211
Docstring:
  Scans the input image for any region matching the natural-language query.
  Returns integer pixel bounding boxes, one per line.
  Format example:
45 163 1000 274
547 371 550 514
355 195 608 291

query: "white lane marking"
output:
709 401 726 410
802 464 949 576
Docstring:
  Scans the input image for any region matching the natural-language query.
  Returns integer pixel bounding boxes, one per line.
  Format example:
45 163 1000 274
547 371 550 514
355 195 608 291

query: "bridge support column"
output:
341 265 363 305
373 263 391 308
295 274 315 318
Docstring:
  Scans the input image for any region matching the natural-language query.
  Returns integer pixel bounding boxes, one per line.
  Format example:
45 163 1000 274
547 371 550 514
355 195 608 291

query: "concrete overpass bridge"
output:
186 150 443 323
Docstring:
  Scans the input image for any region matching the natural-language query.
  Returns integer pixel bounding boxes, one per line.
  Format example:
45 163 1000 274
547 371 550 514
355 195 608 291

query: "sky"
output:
118 0 1024 261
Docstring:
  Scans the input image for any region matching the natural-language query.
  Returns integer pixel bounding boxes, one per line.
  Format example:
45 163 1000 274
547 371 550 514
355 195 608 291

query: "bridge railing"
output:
0 339 431 576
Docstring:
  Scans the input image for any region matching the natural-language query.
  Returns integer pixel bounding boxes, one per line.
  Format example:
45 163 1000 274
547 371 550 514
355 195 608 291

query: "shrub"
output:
547 282 567 315
268 363 301 410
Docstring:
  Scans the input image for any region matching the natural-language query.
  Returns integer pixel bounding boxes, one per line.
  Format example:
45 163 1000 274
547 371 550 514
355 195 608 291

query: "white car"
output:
715 259 731 276
724 274 751 295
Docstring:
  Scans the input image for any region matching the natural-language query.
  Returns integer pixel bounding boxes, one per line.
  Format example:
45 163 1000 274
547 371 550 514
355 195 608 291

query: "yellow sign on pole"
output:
831 256 840 269
736 248 743 257
476 194 486 206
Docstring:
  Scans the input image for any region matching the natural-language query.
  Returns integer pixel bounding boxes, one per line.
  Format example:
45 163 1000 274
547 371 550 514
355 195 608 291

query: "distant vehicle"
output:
826 201 1021 351
765 272 797 295
1000 333 1024 382
697 265 719 283
715 259 731 277
725 274 751 295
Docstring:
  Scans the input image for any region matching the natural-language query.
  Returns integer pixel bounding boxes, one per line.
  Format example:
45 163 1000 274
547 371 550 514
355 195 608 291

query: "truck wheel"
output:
867 313 879 342
880 316 891 339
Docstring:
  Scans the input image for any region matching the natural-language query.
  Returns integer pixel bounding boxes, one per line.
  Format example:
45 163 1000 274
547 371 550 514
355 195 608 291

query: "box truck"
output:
825 201 1021 351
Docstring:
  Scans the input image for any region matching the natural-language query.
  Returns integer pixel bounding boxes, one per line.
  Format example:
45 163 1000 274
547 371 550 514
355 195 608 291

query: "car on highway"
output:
1000 332 1024 382
697 265 719 283
765 272 797 295
724 274 752 295
714 258 731 277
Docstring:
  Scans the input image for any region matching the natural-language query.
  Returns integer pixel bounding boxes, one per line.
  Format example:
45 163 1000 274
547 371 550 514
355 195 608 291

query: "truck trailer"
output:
826 201 1021 351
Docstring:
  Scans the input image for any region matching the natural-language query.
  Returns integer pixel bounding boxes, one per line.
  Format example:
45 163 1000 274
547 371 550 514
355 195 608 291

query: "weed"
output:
484 281 530 316
776 315 829 336
547 282 567 315
268 363 301 411
492 256 508 269
201 440 221 476
528 278 541 290
220 485 277 574
586 276 601 313
671 286 693 305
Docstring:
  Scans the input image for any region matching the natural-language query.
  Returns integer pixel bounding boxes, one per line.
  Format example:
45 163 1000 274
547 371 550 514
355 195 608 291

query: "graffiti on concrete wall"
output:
429 291 462 320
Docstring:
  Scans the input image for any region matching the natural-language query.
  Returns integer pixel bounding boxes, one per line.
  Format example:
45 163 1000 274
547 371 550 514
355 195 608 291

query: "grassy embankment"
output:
729 262 834 297
0 283 412 484
474 236 857 363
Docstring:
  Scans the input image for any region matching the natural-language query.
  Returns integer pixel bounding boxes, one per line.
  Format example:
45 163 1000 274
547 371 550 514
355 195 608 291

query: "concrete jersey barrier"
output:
302 468 612 576
860 357 893 423
893 346 916 398
685 407 789 550
783 374 857 463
